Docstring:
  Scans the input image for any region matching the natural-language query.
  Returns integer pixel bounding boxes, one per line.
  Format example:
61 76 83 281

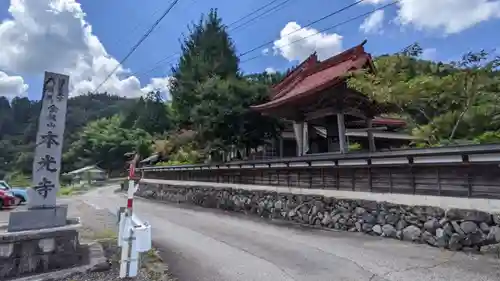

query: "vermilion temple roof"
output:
251 40 374 111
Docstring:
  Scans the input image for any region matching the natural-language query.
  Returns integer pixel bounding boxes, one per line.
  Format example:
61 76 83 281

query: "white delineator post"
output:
119 158 139 278
119 154 151 279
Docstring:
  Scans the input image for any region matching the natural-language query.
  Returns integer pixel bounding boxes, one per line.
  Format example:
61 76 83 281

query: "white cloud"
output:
264 67 276 74
360 10 385 34
273 22 343 62
262 48 270 55
0 71 28 98
0 0 171 98
362 0 500 35
141 77 174 98
421 48 437 60
397 0 500 34
363 0 391 4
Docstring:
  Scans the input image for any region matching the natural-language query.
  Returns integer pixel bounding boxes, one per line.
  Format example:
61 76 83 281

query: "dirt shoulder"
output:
61 199 175 281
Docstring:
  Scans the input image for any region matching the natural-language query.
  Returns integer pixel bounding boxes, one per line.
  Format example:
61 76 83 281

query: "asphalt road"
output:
3 186 500 281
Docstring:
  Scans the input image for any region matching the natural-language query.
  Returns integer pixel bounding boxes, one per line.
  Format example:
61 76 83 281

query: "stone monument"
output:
8 72 70 231
0 72 85 279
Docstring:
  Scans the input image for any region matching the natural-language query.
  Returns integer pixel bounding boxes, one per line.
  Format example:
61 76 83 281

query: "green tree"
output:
125 91 172 135
348 43 500 144
63 115 152 173
170 8 239 127
244 71 286 86
121 97 144 129
0 93 136 176
0 96 12 139
191 76 281 153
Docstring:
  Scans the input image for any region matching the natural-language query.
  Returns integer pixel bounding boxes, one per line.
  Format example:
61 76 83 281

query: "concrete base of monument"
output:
7 205 68 232
0 218 90 280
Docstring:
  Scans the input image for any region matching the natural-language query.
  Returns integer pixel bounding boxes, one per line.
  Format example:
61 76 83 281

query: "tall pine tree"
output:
170 9 239 127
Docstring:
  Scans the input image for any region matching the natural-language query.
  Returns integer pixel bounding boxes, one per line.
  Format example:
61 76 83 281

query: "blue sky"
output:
0 0 499 100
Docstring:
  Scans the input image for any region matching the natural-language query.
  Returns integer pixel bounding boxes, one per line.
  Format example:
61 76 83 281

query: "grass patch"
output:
92 229 118 241
57 183 94 196
57 186 75 196
4 172 31 187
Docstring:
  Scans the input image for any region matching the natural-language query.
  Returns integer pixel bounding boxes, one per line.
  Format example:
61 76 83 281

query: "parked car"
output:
0 180 28 205
0 189 17 210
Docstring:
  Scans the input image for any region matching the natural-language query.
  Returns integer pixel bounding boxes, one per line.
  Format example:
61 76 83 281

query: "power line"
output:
94 0 181 93
238 0 366 58
111 0 197 60
135 0 386 78
229 0 296 32
136 0 300 77
227 0 282 27
138 53 179 77
132 0 201 77
240 0 400 64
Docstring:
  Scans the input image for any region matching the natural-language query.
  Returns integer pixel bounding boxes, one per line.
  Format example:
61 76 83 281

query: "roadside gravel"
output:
58 199 174 281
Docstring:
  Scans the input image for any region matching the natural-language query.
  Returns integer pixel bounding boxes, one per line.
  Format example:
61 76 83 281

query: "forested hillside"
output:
0 93 136 178
1 9 500 181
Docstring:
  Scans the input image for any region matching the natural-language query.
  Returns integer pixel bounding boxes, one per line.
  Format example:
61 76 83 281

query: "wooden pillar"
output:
293 121 305 156
308 123 319 153
337 113 347 154
367 119 376 152
326 116 339 152
270 139 275 158
279 137 284 158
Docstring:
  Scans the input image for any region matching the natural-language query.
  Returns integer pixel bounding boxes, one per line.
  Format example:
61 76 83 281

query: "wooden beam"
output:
344 108 368 120
304 107 337 121
347 126 388 133
304 106 368 121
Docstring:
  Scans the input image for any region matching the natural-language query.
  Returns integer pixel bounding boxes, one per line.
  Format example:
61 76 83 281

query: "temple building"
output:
251 40 418 158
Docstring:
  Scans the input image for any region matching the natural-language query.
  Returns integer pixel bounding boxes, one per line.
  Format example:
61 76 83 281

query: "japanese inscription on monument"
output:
28 72 70 208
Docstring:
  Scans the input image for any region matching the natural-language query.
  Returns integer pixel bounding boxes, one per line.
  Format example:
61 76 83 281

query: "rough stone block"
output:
7 205 68 232
135 182 500 253
0 221 83 279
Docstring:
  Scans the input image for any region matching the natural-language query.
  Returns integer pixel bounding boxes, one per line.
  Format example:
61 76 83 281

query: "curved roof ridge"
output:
271 53 318 98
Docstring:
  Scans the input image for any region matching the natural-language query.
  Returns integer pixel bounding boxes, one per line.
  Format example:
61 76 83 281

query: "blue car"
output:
0 180 28 205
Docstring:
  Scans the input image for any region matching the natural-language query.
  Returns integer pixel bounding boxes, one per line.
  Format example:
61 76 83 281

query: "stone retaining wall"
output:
138 183 500 252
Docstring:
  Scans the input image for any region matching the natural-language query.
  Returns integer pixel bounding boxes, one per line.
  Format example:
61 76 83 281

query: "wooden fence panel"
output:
146 163 500 200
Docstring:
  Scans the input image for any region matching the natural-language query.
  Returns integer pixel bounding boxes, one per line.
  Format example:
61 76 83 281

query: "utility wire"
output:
240 0 400 64
229 0 296 32
135 0 379 77
131 0 199 77
139 53 180 77
94 0 181 93
137 0 365 76
239 0 366 57
136 0 300 76
227 0 282 27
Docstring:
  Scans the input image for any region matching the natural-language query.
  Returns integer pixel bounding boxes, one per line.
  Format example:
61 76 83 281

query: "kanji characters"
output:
37 154 57 173
39 131 60 149
43 78 56 104
32 177 55 199
57 78 67 102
